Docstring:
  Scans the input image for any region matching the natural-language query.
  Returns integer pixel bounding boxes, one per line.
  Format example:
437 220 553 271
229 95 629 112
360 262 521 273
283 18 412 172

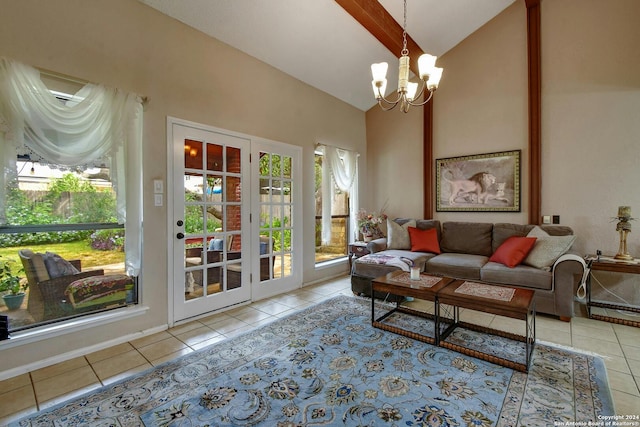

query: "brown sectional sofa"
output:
351 219 586 320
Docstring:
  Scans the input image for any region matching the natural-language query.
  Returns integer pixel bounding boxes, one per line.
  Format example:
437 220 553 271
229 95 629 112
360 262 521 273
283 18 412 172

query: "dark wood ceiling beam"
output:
335 0 424 76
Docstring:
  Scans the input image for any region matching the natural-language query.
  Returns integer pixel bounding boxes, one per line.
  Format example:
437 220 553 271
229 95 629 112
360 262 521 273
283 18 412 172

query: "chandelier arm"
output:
407 89 435 107
407 81 427 105
375 87 403 108
377 100 399 112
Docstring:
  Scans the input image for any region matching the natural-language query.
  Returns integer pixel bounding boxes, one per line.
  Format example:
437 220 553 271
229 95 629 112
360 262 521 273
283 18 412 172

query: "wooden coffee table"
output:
371 270 454 344
437 279 536 372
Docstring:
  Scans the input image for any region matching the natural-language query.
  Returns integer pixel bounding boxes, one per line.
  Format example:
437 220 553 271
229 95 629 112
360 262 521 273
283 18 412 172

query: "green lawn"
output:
0 241 125 275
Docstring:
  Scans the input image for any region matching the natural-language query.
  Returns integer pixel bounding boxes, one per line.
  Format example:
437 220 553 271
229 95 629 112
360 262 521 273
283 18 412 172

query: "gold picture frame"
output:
436 150 521 212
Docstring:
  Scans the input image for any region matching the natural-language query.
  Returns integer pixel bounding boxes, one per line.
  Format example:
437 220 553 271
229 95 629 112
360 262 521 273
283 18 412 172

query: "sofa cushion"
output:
489 236 537 268
426 253 488 280
440 222 493 256
492 223 534 253
387 219 416 250
414 219 442 241
408 227 441 254
481 262 552 291
524 226 576 269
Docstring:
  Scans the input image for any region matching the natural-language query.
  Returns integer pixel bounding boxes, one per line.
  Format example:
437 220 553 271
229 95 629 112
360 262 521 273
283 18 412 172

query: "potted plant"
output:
0 257 27 311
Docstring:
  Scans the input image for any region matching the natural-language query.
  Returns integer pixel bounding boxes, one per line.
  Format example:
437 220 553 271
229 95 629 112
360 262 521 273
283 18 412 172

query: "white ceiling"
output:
140 0 516 111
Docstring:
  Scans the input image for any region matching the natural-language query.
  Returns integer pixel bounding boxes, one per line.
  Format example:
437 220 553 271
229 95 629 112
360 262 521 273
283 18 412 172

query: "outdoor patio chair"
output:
226 236 275 288
18 249 104 322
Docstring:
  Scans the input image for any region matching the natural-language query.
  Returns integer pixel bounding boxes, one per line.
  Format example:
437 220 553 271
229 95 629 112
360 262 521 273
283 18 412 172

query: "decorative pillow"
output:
42 252 79 278
523 226 576 269
489 236 537 268
408 227 441 254
387 219 416 250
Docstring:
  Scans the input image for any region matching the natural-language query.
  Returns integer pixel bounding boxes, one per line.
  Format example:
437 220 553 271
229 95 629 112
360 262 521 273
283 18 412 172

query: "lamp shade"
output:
427 67 443 90
371 62 388 83
418 54 437 79
406 82 418 101
371 79 387 98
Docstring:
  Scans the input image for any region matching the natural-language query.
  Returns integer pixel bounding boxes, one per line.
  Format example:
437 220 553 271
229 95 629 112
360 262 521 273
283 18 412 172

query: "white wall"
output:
0 0 365 374
366 0 640 258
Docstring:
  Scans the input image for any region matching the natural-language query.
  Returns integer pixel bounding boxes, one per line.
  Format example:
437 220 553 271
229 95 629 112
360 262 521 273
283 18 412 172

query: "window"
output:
0 58 142 336
314 146 358 264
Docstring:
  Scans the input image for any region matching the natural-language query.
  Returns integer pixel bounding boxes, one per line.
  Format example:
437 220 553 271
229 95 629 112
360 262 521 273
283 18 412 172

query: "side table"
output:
586 255 640 327
348 242 370 269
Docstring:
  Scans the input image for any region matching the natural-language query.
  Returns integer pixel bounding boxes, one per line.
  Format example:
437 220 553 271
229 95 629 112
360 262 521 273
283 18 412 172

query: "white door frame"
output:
167 117 251 324
167 117 302 325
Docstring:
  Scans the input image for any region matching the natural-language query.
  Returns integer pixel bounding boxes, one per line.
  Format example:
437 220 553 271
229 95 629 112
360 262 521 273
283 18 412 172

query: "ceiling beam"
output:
335 0 424 76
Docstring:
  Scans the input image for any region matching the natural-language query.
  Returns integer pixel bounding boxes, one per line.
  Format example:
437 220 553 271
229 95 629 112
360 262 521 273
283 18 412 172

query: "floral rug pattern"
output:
13 296 613 426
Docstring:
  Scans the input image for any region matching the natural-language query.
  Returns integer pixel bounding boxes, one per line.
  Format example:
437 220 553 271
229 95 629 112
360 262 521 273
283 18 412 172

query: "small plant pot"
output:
2 293 25 311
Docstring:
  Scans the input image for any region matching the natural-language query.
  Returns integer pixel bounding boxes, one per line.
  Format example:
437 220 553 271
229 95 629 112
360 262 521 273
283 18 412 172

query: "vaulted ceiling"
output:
140 0 516 111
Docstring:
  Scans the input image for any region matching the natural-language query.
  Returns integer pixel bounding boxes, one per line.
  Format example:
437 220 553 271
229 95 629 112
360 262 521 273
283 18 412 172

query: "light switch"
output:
154 194 163 206
153 179 163 194
542 215 551 224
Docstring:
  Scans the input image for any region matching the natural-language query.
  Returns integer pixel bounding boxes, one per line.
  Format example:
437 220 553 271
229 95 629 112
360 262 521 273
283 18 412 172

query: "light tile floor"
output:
1 275 639 423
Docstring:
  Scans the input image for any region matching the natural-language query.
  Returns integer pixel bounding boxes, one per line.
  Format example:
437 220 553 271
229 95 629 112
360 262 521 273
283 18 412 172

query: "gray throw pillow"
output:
523 226 576 269
387 219 416 250
42 252 80 278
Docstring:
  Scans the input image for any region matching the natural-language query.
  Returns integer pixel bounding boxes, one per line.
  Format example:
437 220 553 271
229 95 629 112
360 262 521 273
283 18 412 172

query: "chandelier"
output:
371 0 443 113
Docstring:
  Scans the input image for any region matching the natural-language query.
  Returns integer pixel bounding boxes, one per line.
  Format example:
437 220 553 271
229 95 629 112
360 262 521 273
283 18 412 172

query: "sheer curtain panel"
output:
0 57 143 275
319 145 359 245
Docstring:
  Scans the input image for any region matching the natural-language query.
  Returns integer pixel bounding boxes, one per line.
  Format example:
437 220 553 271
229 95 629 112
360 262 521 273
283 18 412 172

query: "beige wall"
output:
366 0 640 258
0 0 365 374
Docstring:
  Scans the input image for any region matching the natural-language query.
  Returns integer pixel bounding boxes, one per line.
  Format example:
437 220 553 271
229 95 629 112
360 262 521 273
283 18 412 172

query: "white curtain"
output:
0 57 143 275
320 145 359 245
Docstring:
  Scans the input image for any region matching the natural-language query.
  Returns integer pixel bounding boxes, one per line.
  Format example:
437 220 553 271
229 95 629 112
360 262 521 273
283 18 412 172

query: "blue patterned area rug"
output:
14 295 613 426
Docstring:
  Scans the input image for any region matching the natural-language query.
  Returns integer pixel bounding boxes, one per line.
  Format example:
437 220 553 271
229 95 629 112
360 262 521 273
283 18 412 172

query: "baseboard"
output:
0 323 168 382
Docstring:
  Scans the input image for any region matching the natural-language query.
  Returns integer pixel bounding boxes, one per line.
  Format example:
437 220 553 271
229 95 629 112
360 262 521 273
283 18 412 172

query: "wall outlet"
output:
542 215 551 224
552 215 560 224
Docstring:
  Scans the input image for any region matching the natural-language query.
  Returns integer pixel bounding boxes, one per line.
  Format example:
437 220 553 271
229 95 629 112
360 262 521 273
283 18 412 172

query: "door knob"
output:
177 220 184 226
176 232 185 239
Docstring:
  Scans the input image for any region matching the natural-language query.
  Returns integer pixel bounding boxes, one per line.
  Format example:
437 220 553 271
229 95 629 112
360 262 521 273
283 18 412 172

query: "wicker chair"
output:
18 249 104 322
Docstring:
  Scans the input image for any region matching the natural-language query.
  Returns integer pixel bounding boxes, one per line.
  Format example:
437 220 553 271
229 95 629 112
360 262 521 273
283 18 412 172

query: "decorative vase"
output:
2 293 25 311
363 234 373 243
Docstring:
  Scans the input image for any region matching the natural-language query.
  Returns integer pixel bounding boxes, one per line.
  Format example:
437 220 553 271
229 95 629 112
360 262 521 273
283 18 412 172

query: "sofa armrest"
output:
551 253 587 319
367 238 387 253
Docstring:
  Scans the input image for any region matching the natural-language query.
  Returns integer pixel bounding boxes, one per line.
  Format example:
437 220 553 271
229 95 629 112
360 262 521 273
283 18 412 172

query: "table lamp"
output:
614 206 634 260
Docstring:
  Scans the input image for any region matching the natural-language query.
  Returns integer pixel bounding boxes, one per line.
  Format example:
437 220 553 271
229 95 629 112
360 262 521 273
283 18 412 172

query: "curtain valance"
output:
0 57 143 275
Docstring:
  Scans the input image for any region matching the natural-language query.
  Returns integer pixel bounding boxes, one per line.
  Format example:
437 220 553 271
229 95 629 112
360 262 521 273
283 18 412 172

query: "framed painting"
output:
436 150 521 212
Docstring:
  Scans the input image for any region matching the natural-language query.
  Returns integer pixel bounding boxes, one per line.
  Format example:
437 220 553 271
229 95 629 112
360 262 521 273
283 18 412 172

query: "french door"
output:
169 118 301 323
170 121 251 322
251 141 302 300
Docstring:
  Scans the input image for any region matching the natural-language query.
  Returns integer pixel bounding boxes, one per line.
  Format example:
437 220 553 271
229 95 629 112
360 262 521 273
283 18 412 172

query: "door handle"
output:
176 233 185 239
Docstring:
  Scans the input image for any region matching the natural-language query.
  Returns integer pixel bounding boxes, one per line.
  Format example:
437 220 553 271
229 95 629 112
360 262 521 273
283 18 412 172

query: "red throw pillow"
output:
408 227 441 254
489 236 537 268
